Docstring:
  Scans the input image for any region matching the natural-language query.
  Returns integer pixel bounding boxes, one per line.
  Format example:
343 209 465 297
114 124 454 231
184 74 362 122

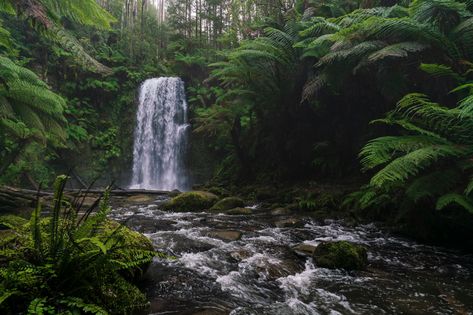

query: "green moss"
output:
313 241 367 270
0 215 28 230
101 220 153 251
0 215 29 263
226 207 252 215
162 191 219 212
210 197 244 212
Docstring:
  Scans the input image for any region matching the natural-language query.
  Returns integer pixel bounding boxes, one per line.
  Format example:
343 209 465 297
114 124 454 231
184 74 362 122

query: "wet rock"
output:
226 207 253 215
192 308 229 315
265 259 303 279
310 210 331 221
155 234 214 253
313 241 368 270
230 249 252 261
274 218 304 228
292 243 317 257
208 230 242 241
162 191 219 212
210 197 245 212
270 207 291 216
126 194 155 203
125 217 178 233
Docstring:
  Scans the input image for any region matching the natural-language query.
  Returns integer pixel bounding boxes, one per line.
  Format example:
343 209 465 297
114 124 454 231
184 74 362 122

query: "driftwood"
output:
0 187 42 210
0 186 174 211
64 189 174 196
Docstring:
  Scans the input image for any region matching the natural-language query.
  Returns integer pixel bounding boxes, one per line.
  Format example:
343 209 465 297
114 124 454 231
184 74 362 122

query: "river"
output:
110 196 473 315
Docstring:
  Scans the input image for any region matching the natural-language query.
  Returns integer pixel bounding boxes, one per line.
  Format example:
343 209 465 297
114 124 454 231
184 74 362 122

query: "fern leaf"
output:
436 193 473 214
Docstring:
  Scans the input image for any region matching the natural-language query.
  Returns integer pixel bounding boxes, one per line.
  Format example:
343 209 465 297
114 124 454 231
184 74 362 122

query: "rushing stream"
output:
110 197 473 315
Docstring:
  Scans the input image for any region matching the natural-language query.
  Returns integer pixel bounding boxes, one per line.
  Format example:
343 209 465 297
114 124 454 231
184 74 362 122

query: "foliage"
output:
0 56 67 143
355 63 473 215
0 175 155 314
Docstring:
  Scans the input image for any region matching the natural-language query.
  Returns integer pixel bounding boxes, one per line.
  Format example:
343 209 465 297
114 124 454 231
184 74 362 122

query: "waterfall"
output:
130 77 189 191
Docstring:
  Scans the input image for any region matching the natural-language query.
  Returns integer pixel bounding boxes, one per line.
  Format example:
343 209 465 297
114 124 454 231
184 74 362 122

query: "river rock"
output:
271 207 291 216
274 218 304 228
313 241 368 270
226 207 253 215
162 191 219 212
230 249 252 261
127 194 155 203
192 309 229 315
292 243 317 257
208 230 242 241
210 197 245 212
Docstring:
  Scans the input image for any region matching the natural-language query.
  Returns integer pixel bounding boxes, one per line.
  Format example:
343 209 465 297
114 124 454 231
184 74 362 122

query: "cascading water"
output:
130 77 189 191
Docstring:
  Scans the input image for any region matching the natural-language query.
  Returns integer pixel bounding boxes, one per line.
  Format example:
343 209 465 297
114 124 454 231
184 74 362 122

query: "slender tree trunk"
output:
0 139 28 175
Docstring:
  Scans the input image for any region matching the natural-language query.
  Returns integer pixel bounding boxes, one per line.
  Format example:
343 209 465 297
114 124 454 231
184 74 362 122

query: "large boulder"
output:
162 191 219 212
210 197 244 212
313 241 368 270
102 220 154 252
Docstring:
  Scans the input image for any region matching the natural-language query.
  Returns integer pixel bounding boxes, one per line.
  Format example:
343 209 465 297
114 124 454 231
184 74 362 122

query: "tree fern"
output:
358 63 473 215
0 56 67 146
6 0 115 73
436 193 473 213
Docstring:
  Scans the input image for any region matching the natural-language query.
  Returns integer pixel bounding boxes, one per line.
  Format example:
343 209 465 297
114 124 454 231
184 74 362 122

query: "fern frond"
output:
370 145 468 187
436 193 473 213
420 63 464 81
360 135 447 170
406 168 461 201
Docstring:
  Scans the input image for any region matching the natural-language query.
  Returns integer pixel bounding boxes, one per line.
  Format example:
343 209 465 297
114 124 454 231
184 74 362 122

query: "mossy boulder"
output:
210 197 244 212
162 191 219 212
102 220 154 252
313 241 367 270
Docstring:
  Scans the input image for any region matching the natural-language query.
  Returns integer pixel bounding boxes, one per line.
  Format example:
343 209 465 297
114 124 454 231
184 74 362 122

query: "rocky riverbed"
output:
108 195 473 315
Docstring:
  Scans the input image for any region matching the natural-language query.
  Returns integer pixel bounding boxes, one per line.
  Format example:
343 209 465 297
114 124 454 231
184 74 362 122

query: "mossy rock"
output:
206 186 231 198
102 220 154 252
210 197 244 212
313 241 367 270
162 191 219 212
102 220 154 279
226 207 253 215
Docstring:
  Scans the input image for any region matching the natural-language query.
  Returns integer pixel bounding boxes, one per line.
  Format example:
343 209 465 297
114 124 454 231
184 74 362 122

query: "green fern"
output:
358 62 473 215
0 176 156 314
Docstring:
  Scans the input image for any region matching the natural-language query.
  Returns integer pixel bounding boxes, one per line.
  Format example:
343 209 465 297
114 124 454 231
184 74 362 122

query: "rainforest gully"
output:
1 1 473 314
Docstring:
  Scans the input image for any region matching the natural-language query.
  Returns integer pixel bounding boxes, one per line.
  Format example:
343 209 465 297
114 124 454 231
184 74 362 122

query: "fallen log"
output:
0 186 175 198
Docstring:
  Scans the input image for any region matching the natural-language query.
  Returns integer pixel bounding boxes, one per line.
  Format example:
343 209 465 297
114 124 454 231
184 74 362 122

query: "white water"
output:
109 202 473 314
130 77 189 190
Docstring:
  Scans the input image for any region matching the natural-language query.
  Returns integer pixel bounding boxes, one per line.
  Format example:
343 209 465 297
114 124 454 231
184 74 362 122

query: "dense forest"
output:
1 0 473 314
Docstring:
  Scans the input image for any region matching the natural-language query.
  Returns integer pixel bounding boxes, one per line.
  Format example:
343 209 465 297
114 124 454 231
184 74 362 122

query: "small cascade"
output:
130 77 189 190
